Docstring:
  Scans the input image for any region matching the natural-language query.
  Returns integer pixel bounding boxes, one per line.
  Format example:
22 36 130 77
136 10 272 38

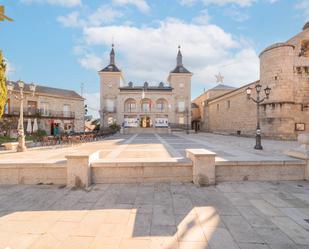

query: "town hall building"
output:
98 45 192 131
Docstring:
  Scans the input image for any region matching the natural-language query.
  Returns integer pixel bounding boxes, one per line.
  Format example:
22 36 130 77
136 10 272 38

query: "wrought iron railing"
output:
5 108 75 119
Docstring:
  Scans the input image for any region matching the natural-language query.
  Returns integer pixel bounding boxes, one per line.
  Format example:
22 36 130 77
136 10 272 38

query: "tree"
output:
0 50 7 119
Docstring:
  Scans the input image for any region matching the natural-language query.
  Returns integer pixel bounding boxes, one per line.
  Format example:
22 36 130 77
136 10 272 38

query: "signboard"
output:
124 118 139 127
155 118 168 128
295 123 305 131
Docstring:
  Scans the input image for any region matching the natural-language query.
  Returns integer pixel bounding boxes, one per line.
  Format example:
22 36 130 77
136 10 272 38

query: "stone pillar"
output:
285 133 309 181
186 149 217 186
65 151 100 188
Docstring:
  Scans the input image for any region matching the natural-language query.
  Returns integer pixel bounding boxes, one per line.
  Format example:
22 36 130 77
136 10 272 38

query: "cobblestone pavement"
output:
0 181 308 249
0 133 299 163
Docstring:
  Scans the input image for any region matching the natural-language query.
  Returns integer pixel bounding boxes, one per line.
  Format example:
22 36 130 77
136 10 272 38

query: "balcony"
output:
4 108 75 119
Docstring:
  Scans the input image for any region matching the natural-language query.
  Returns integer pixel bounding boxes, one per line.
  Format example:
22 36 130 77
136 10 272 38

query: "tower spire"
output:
110 43 115 65
177 45 183 67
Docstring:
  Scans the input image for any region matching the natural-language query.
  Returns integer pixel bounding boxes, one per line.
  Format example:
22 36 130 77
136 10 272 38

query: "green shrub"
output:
109 123 120 132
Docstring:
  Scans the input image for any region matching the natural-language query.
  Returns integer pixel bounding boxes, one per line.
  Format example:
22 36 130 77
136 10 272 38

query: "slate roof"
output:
119 86 173 91
7 81 83 99
100 64 121 72
170 65 191 74
210 84 236 90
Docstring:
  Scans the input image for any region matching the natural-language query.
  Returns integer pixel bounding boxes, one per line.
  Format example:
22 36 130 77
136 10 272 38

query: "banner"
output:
124 118 139 127
155 118 168 127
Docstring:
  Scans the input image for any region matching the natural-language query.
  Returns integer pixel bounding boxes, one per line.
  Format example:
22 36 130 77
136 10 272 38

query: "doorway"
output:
141 116 151 128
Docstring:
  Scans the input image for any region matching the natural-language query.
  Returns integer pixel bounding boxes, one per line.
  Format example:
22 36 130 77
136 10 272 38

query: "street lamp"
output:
246 83 271 150
7 80 36 152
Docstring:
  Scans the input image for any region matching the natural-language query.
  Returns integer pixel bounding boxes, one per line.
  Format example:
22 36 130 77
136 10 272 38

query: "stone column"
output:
285 133 309 181
66 151 100 188
186 149 217 186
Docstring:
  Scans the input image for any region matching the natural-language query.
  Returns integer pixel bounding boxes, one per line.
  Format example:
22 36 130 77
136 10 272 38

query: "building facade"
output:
2 81 84 136
193 22 309 139
99 45 192 129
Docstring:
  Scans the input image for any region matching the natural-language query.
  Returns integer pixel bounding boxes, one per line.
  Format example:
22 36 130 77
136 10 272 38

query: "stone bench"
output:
186 149 217 186
2 141 34 151
2 142 19 150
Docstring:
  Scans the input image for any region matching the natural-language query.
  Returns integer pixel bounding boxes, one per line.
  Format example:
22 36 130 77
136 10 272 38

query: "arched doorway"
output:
141 116 151 128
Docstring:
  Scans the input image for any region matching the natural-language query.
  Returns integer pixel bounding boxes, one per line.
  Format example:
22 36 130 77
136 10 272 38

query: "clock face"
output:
180 83 184 88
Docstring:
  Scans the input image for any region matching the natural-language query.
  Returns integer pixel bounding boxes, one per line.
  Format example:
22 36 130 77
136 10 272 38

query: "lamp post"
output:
246 83 271 150
7 80 36 152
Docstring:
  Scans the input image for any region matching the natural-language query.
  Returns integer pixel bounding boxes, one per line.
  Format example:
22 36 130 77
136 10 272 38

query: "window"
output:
141 99 151 112
125 99 136 112
27 101 37 115
179 116 184 124
106 99 114 112
217 104 219 111
178 101 185 112
41 102 49 116
63 104 71 117
156 99 167 112
227 100 231 109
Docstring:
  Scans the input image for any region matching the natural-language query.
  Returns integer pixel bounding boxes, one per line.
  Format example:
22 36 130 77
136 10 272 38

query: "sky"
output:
0 0 308 117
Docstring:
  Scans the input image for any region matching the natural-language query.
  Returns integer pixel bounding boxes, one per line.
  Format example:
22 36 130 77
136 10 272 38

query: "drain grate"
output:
304 219 309 224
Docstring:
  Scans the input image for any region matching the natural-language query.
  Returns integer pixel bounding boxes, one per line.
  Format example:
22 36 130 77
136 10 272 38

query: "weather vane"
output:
0 5 13 22
215 72 224 83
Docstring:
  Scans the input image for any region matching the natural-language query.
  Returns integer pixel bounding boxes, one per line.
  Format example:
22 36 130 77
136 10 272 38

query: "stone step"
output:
91 160 193 183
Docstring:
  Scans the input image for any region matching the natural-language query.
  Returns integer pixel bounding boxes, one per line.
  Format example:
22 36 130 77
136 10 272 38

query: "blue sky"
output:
0 0 308 116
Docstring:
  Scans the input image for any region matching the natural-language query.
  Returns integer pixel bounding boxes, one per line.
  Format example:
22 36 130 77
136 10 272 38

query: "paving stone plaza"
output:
0 180 308 249
0 133 299 164
0 133 308 248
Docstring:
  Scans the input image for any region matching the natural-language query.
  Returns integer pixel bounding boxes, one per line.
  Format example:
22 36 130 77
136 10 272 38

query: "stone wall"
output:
205 83 257 135
194 24 309 139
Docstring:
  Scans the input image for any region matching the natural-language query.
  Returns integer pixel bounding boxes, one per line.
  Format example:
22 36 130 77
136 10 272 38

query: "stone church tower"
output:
167 46 193 127
98 45 124 128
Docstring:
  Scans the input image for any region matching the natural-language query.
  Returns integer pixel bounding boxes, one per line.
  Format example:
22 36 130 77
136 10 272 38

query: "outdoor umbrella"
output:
33 118 38 133
26 118 32 133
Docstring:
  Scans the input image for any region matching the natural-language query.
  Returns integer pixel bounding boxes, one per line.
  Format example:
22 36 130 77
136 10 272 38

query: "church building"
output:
98 45 192 131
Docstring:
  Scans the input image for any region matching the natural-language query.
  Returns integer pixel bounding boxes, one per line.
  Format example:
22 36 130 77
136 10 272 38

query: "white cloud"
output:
3 59 16 79
84 92 100 118
192 9 211 24
178 0 257 7
81 18 259 88
57 6 123 28
296 0 309 18
224 6 250 22
78 53 103 70
202 0 256 7
21 0 81 7
112 0 150 13
179 0 278 7
88 6 123 26
179 0 198 6
57 11 84 27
